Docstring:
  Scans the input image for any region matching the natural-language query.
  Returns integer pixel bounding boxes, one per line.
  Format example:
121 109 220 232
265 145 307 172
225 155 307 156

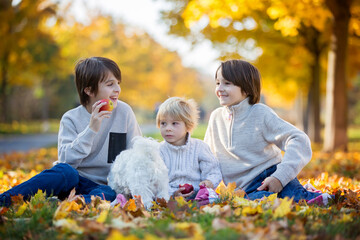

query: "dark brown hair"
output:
215 59 261 104
75 57 121 106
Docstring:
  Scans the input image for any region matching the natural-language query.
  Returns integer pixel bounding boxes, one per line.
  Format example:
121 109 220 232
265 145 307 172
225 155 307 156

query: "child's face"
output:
159 115 188 146
88 71 121 109
215 68 247 107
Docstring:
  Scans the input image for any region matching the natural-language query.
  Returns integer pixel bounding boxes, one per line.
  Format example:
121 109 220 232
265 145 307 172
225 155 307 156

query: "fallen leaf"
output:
273 197 293 218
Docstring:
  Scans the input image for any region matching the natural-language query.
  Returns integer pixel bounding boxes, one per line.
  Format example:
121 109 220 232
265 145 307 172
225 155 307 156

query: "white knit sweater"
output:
54 100 142 185
159 136 222 196
204 98 312 191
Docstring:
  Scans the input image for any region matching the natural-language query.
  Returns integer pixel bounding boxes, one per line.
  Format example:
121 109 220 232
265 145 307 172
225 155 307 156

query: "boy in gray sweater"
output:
205 59 330 204
0 57 141 206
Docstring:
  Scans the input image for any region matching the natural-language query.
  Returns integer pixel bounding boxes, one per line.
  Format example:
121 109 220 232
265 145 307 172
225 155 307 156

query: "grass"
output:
0 141 360 239
349 126 360 141
0 120 60 135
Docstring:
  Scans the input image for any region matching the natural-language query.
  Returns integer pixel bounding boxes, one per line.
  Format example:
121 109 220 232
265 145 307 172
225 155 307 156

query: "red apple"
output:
179 183 194 194
99 99 114 112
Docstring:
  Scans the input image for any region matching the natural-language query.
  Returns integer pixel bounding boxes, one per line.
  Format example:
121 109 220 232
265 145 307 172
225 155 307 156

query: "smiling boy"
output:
0 57 142 206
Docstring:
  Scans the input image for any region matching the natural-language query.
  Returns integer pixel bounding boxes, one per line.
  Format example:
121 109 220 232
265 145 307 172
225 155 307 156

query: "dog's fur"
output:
107 136 169 209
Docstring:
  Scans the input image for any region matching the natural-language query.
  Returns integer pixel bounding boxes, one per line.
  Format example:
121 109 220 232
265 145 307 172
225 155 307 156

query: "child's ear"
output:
84 87 94 97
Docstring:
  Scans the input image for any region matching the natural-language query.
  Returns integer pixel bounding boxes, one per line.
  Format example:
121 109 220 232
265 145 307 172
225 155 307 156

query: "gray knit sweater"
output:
160 136 222 196
54 100 142 185
204 98 312 191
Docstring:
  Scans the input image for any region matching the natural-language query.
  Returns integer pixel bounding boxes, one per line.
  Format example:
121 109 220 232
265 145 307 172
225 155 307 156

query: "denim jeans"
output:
245 165 321 202
0 163 116 207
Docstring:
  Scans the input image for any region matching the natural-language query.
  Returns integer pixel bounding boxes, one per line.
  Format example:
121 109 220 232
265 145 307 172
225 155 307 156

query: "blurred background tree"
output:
0 0 60 122
51 12 204 121
0 0 205 125
159 0 360 151
0 0 359 152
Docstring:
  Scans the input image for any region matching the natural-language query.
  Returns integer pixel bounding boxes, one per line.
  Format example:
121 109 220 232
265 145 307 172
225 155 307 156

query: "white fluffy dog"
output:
107 136 169 209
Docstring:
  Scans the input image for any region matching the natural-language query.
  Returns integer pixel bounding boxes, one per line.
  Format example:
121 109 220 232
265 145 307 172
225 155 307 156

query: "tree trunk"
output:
0 0 12 123
301 25 323 143
323 0 352 151
0 52 9 123
306 51 321 143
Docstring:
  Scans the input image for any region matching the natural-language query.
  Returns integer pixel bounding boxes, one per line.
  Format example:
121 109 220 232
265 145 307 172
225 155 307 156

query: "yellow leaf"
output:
174 222 204 240
15 202 27 217
242 206 258 216
233 208 242 217
96 210 108 223
53 200 82 220
262 193 278 203
340 213 353 223
232 196 257 208
175 196 188 207
53 203 69 220
273 197 293 218
67 201 82 212
215 181 226 195
216 181 237 199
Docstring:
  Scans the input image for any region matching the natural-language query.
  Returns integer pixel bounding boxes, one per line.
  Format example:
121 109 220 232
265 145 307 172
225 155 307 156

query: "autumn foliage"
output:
0 148 359 239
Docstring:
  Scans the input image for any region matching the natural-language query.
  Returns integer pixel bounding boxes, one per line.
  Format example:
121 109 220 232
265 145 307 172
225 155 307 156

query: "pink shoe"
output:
307 193 331 206
110 193 127 207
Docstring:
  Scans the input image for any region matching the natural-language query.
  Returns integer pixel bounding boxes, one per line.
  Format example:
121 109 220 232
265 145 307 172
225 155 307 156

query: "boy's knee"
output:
51 163 79 186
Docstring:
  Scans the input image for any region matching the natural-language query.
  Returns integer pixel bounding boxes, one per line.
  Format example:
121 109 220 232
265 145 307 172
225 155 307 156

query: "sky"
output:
60 0 221 77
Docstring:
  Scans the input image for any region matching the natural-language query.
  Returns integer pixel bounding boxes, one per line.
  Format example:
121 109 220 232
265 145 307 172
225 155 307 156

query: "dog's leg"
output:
156 178 170 201
127 171 156 210
129 184 155 210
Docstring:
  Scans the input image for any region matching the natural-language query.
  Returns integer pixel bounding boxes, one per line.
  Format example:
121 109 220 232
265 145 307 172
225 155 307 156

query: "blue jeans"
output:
245 165 321 202
0 163 116 207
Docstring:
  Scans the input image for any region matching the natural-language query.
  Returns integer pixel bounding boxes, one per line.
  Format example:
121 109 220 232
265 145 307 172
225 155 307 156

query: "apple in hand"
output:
99 99 114 112
179 183 194 194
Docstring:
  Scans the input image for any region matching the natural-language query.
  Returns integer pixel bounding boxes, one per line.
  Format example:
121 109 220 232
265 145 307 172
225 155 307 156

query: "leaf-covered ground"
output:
0 148 359 239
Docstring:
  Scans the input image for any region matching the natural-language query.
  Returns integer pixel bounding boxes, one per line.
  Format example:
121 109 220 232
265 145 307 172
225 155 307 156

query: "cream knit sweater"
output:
160 136 222 196
204 98 312 191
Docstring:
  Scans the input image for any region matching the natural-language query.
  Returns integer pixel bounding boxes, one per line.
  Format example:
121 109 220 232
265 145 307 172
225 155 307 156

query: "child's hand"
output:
199 180 214 189
89 100 112 132
257 176 283 193
173 187 194 198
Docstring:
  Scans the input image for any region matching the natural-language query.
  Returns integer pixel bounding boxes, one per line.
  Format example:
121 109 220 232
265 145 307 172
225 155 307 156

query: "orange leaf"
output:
124 199 137 212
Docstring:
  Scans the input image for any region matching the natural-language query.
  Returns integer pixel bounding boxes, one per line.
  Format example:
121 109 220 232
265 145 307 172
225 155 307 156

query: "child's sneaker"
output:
307 193 332 206
195 185 219 206
111 193 127 207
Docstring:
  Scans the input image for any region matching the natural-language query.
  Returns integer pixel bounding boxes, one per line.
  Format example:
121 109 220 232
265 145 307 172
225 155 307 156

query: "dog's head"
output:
131 136 161 161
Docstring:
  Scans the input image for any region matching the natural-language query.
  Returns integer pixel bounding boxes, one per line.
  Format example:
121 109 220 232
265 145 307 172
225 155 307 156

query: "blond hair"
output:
156 97 199 132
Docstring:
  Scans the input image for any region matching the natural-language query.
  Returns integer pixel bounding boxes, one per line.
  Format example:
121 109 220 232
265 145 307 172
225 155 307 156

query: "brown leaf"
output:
155 198 168 208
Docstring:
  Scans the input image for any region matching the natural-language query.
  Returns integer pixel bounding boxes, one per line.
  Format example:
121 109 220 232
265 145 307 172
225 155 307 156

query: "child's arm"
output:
257 176 283 193
172 188 194 198
198 141 222 189
204 113 215 153
88 101 112 132
57 101 111 168
263 110 312 189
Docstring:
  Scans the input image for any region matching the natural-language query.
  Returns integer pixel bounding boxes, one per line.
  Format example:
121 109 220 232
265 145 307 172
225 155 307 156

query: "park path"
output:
0 124 158 154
